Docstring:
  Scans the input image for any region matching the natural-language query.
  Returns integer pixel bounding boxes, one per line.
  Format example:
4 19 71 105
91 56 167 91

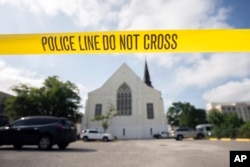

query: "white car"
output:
153 131 169 139
80 129 114 142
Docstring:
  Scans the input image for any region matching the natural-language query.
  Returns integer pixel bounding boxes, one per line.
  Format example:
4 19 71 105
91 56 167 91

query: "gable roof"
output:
88 63 163 100
102 63 139 87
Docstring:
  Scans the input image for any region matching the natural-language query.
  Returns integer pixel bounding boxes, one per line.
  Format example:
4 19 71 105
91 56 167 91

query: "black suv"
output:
0 116 77 150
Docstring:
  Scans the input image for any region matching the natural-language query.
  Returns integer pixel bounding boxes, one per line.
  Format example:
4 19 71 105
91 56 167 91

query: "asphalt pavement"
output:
0 139 249 167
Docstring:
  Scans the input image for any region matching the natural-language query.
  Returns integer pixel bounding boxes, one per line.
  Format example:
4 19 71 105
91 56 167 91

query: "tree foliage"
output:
207 109 224 127
4 76 82 122
166 102 206 128
207 109 244 138
166 102 182 127
92 104 117 132
239 121 250 138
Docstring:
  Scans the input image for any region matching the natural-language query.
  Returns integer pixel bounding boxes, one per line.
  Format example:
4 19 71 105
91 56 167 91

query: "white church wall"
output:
82 63 167 139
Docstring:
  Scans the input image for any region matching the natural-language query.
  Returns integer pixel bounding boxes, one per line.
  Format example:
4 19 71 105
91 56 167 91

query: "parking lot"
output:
0 139 249 167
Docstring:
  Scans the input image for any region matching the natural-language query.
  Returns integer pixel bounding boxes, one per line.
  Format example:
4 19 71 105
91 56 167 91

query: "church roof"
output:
94 63 139 90
88 62 161 96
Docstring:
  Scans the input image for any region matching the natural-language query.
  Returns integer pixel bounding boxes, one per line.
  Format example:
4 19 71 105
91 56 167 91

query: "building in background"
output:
207 102 250 122
82 62 167 139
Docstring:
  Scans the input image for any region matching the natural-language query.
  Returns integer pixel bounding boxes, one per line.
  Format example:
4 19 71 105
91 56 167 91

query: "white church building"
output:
82 62 167 139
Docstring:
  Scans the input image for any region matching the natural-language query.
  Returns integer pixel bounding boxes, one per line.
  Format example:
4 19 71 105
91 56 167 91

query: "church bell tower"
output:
143 60 153 87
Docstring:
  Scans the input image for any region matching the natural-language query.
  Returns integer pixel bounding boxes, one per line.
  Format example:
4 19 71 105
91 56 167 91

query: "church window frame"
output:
95 104 102 117
117 83 132 116
147 103 154 119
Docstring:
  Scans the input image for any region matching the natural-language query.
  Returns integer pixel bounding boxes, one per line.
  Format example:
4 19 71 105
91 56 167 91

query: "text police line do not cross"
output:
1 29 249 55
41 33 178 52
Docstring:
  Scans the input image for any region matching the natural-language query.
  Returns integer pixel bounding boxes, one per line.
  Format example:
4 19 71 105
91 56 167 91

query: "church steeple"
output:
143 59 153 87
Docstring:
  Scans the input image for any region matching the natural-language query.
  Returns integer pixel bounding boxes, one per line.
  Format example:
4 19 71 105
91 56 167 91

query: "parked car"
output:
153 131 169 139
0 116 77 150
80 129 114 142
196 124 212 136
174 127 204 141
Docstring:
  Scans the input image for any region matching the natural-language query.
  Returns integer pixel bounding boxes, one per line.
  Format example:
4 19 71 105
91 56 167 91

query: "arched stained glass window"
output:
117 83 132 116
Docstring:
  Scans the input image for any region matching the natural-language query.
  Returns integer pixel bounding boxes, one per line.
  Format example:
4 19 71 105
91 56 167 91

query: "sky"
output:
0 0 250 113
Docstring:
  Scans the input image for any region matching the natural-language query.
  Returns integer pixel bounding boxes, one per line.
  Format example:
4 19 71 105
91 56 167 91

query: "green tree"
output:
167 102 206 128
239 121 250 138
92 104 117 132
180 108 207 128
166 102 183 127
4 76 82 122
207 109 244 138
207 109 225 126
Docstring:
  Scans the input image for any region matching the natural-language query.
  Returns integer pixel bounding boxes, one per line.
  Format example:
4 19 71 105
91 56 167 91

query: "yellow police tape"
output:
0 29 249 54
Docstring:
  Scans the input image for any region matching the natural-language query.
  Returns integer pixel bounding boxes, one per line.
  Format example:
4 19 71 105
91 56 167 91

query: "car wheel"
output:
83 136 89 142
13 144 22 149
103 137 108 142
38 135 52 150
196 134 204 139
176 135 183 141
57 143 69 149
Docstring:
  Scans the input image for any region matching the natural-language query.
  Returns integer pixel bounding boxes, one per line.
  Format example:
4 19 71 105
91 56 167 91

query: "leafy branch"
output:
92 104 118 132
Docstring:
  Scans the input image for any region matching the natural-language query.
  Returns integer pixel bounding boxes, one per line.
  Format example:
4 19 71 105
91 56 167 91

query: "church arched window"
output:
117 83 132 116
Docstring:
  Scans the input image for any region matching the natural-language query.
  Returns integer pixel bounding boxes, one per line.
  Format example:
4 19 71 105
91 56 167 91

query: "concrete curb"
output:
209 138 219 141
220 138 232 141
209 138 250 142
235 138 250 142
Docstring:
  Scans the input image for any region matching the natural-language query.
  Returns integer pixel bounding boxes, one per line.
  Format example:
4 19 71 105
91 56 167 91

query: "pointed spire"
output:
143 59 153 87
